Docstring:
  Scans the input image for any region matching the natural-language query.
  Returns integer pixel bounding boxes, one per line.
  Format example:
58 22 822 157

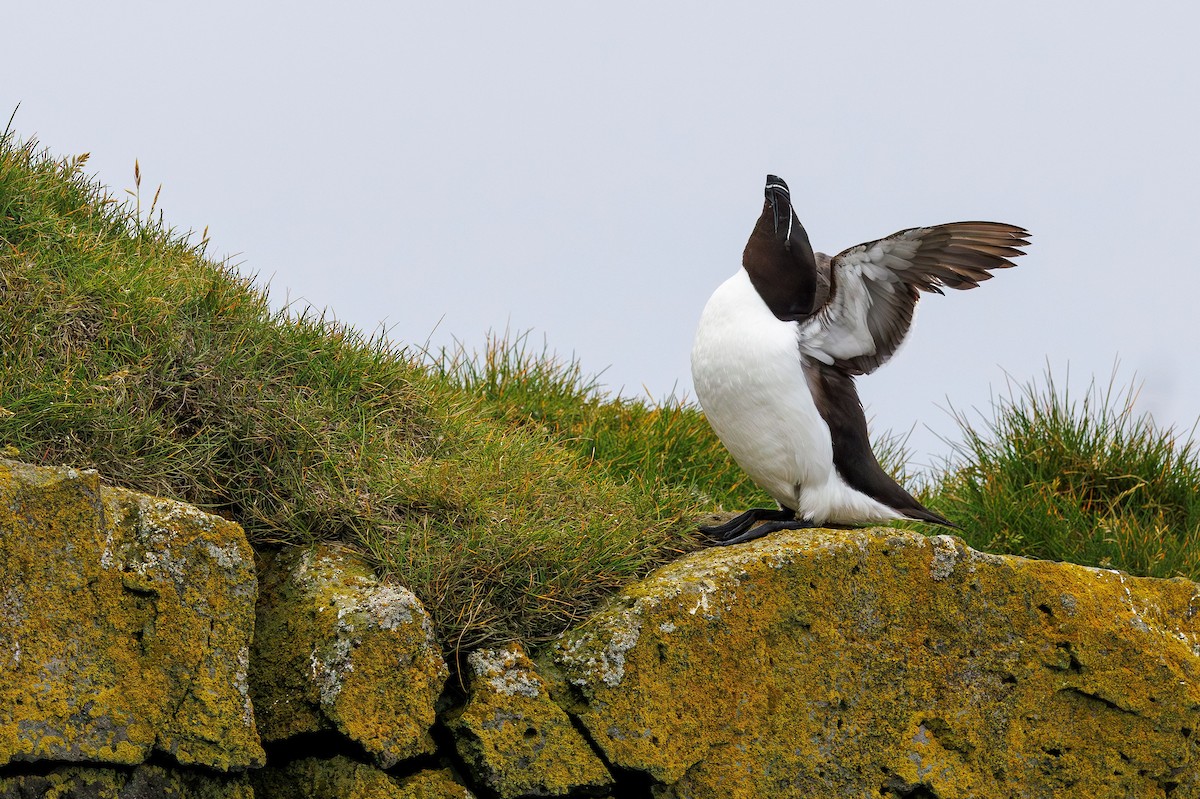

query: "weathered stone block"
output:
446 643 612 797
552 528 1200 798
0 459 263 770
251 544 448 767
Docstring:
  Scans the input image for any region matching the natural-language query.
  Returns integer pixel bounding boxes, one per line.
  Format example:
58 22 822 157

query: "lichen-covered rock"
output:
0 459 263 770
251 544 448 767
394 769 476 799
550 528 1200 798
0 764 254 798
445 643 612 797
252 756 474 799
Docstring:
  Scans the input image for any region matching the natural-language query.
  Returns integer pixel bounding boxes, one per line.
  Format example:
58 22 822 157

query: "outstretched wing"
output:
797 221 1029 375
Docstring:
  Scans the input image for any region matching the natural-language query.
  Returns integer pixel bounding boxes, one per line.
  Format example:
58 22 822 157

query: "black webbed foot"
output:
714 517 815 546
699 507 811 545
698 507 793 539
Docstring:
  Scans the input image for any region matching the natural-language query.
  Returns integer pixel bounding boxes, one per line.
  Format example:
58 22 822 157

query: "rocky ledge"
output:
2 458 1198 798
549 527 1200 797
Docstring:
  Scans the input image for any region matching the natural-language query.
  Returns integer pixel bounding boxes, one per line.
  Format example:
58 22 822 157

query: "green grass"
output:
425 330 761 511
5 129 1198 659
0 131 765 654
930 370 1200 580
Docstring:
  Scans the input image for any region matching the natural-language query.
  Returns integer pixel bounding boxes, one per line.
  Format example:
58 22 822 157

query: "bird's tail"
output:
902 504 962 531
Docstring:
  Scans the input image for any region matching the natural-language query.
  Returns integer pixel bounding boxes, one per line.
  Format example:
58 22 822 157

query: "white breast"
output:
690 270 834 510
690 269 906 525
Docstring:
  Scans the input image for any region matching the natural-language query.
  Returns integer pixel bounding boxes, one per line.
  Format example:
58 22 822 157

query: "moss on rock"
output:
251 545 448 767
0 459 262 770
0 764 254 798
550 528 1200 798
252 756 474 799
445 643 612 797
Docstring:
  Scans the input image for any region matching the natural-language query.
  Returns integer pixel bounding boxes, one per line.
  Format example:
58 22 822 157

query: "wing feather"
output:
798 221 1029 374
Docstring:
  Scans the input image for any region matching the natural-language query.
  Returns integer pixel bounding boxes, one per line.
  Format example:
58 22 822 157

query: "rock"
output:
0 764 254 798
550 528 1200 798
251 544 448 767
0 459 263 770
393 769 477 799
445 643 613 797
252 756 475 799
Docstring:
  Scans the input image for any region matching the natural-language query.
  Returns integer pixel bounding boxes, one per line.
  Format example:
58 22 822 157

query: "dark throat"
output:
742 202 817 321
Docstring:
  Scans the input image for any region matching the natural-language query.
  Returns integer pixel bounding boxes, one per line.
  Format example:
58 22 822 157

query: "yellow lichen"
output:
252 756 475 799
0 459 263 770
552 528 1200 797
446 643 612 797
251 544 448 767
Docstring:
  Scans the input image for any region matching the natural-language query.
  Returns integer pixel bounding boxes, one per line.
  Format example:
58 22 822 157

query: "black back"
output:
803 360 957 528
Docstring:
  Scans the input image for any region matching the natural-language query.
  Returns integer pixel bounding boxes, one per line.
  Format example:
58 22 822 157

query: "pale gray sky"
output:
8 3 1199 466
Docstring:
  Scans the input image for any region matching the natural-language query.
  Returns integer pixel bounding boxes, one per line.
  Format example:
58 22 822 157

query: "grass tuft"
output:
426 330 763 512
931 369 1200 579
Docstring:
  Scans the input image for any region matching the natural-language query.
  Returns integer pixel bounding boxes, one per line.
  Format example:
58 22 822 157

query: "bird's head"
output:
743 174 817 319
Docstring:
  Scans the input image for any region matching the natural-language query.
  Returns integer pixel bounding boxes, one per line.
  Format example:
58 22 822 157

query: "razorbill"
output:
691 175 1029 545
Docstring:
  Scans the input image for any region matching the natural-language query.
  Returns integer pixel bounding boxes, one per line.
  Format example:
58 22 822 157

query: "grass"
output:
4 128 1198 659
930 370 1200 580
425 330 761 511
0 130 763 655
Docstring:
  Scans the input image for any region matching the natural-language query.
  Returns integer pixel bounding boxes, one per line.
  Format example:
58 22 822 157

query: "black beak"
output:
765 175 791 239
